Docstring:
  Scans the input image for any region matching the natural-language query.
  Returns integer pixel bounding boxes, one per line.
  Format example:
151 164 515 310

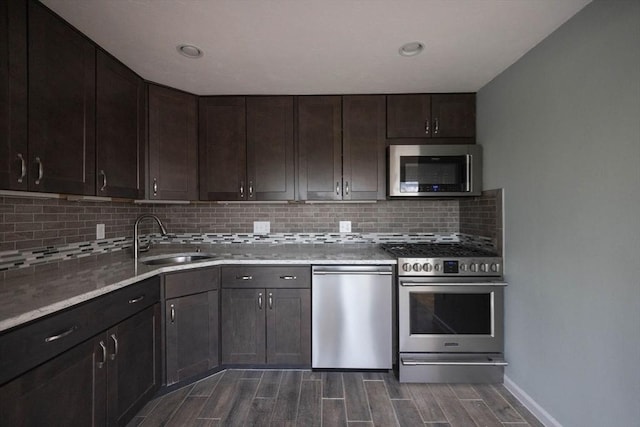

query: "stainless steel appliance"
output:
380 243 507 383
388 144 482 197
311 265 393 369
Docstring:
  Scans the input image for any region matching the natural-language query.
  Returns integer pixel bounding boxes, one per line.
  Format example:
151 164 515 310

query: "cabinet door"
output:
0 0 27 191
166 290 219 385
28 1 96 195
0 337 106 427
221 288 265 364
266 288 311 365
148 84 198 200
343 95 386 200
106 304 161 427
199 96 246 201
246 96 295 201
386 94 431 138
297 96 342 201
96 50 145 199
431 93 476 138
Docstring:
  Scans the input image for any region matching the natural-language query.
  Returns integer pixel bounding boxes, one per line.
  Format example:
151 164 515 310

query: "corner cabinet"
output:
386 93 475 140
163 267 220 386
298 95 386 201
27 0 96 195
221 266 311 366
148 84 198 200
199 96 295 201
0 277 161 427
0 0 28 191
96 50 145 199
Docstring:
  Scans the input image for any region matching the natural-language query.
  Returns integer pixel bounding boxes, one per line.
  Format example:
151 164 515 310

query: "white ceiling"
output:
40 0 591 96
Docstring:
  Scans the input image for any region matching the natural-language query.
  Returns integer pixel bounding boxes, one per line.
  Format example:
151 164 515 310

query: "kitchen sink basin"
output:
140 254 217 266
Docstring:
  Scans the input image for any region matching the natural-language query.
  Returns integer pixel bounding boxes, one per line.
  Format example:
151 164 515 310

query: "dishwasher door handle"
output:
312 266 393 275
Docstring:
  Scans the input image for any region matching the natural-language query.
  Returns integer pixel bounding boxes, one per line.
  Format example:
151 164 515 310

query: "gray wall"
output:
477 1 640 425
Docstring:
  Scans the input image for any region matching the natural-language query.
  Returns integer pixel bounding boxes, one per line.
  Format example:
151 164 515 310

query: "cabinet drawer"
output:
221 266 310 289
91 276 160 330
0 302 92 385
164 267 219 299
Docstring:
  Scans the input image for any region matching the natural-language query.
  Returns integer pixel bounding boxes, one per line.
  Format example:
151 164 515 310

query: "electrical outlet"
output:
339 221 351 233
253 221 270 234
96 223 105 240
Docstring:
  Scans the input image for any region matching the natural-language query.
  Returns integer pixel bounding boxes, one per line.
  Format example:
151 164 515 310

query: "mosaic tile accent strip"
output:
0 232 461 273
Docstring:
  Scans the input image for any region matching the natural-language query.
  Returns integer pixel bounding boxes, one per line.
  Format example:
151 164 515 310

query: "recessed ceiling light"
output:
177 44 203 59
399 42 424 57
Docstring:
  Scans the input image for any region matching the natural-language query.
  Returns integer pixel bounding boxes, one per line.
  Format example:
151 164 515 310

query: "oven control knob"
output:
480 263 488 272
460 263 467 271
490 263 499 273
412 263 422 272
470 263 478 273
402 263 412 272
434 263 441 272
422 263 433 272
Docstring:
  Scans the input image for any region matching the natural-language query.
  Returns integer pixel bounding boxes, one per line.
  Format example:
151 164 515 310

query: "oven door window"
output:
409 292 491 335
399 155 468 193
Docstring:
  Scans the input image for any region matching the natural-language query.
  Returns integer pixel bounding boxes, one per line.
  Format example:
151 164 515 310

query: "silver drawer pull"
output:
44 325 78 343
170 304 176 323
17 153 26 183
268 292 273 309
401 358 508 367
237 275 253 280
258 292 263 309
128 295 145 304
280 275 297 280
109 334 118 360
34 156 44 185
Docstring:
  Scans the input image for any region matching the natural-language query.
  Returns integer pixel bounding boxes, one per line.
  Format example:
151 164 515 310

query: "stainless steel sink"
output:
140 254 217 266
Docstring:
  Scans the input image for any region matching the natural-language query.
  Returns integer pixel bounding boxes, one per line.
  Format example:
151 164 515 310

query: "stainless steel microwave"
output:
388 144 482 197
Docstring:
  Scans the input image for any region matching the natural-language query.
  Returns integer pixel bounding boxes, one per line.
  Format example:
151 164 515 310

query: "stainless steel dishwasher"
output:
312 265 393 369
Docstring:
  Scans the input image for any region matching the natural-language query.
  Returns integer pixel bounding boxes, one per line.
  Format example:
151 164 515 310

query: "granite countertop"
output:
0 243 395 332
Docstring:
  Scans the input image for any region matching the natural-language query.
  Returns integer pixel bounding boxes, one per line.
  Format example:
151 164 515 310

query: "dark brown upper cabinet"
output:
28 0 96 195
298 95 386 201
96 51 145 199
387 93 475 140
199 96 294 201
147 84 198 200
199 96 247 201
0 0 27 191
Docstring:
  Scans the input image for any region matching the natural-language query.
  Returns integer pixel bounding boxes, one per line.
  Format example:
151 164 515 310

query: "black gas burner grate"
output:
380 242 498 258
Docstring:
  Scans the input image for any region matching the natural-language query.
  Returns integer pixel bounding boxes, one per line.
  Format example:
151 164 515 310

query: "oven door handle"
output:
399 280 508 287
401 357 508 367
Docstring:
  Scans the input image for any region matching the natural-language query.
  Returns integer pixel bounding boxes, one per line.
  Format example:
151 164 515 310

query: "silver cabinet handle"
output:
425 119 430 135
17 153 26 183
280 275 297 280
99 169 107 192
109 334 118 360
153 178 158 196
237 275 253 280
240 181 244 198
98 340 107 368
345 181 349 195
258 292 263 310
44 325 77 343
434 117 439 134
170 304 175 323
128 295 144 304
268 292 273 310
248 181 254 198
34 156 43 185
336 181 340 195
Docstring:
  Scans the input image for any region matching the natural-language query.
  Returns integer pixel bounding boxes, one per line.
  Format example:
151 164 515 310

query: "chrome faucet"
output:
133 214 168 262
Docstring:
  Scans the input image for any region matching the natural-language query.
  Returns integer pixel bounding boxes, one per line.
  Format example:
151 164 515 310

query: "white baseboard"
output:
503 375 562 427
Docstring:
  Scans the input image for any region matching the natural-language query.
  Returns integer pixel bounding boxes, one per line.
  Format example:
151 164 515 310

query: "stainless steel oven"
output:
380 243 507 383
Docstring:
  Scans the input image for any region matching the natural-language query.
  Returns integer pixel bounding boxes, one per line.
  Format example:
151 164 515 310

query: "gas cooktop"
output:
379 243 502 277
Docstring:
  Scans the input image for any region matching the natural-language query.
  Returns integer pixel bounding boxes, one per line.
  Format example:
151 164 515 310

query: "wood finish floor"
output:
128 370 543 427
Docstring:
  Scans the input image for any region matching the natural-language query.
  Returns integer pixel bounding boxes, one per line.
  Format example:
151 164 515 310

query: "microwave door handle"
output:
466 154 471 192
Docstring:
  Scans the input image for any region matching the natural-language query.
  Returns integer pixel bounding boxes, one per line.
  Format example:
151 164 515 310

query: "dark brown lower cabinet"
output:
221 287 310 366
0 303 161 427
165 290 219 385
